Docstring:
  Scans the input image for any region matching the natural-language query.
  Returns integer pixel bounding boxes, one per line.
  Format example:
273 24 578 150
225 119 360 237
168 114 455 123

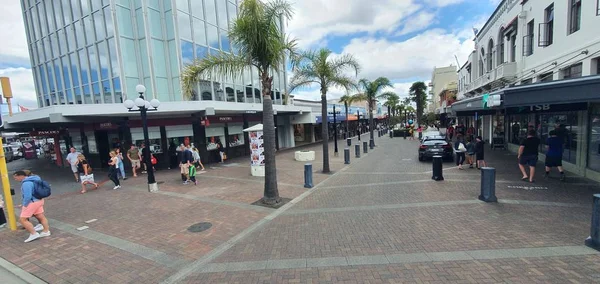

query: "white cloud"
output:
395 11 436 36
0 0 29 66
0 67 38 108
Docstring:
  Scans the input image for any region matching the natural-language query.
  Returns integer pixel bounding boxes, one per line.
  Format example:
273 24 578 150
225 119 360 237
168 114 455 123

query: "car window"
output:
423 140 447 146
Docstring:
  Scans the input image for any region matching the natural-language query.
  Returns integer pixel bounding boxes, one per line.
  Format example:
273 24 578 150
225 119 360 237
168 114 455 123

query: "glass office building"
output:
21 0 287 108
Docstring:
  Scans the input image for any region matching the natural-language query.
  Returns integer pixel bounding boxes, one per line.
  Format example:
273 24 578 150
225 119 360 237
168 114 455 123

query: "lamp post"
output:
333 104 338 156
357 109 361 141
123 84 160 192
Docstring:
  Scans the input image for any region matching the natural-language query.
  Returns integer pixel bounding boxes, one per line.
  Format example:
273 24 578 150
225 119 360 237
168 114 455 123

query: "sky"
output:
0 0 498 110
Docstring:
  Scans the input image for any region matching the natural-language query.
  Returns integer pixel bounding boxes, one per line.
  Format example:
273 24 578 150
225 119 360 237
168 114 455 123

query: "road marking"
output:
192 246 598 274
85 219 98 224
76 226 89 231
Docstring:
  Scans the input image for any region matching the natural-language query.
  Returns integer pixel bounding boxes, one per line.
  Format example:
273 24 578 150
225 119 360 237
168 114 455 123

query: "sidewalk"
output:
0 133 375 283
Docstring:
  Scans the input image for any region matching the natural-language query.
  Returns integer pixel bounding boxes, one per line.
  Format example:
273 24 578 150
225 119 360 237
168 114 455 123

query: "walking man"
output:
518 129 540 183
545 130 566 181
13 170 51 243
475 136 486 169
65 147 81 182
127 144 141 177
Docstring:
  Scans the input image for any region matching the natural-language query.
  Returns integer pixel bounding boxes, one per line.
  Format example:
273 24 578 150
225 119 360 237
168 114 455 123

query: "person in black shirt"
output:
474 136 486 169
518 129 540 183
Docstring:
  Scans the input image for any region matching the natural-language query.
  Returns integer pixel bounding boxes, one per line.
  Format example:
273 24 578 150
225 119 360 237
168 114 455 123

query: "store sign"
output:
507 102 587 114
218 117 233 121
29 130 60 136
99 122 113 129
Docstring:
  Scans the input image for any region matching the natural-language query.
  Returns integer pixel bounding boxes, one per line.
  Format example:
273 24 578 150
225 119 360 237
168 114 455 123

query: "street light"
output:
123 84 160 192
357 109 361 141
333 104 338 156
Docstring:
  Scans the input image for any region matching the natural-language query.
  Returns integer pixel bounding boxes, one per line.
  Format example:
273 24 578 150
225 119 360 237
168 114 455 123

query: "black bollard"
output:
346 138 351 147
403 130 407 139
344 148 350 164
363 141 368 154
355 144 361 158
479 167 498 202
431 155 444 181
369 138 375 149
585 194 600 250
304 163 313 188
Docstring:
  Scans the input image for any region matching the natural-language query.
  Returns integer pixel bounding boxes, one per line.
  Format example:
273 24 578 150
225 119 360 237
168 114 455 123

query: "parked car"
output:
418 139 453 161
421 135 446 143
3 146 14 162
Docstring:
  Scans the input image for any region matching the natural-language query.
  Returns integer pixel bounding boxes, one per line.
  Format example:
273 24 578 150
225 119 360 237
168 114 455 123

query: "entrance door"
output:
96 131 110 168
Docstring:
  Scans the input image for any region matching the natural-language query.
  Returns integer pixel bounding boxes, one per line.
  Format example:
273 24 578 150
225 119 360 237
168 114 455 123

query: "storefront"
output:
450 94 502 143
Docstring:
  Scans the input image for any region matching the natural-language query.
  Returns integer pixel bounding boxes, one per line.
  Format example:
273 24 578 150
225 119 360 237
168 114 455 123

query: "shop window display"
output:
85 131 98 153
228 125 245 147
131 127 162 153
538 113 577 164
207 135 225 150
589 104 600 171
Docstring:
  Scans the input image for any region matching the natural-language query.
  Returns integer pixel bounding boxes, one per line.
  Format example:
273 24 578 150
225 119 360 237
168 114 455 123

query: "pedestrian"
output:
77 154 98 193
447 125 454 141
127 144 141 177
189 162 197 185
518 129 540 183
454 134 467 170
475 136 486 169
13 170 51 243
115 148 127 180
192 147 205 171
417 125 423 140
108 151 121 189
140 143 150 174
465 137 476 168
0 194 6 228
544 130 565 181
216 139 225 162
179 145 192 184
65 147 81 182
408 126 415 141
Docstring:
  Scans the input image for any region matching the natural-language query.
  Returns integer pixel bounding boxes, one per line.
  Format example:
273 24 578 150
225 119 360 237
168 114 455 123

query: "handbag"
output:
458 143 467 152
151 155 157 165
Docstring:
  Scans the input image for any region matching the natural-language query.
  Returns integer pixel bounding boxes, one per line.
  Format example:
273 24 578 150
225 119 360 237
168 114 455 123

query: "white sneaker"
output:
39 231 51 238
113 185 121 190
24 233 40 243
34 224 43 231
0 223 6 228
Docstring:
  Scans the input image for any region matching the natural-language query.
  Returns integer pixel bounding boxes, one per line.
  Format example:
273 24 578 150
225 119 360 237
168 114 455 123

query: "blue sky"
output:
0 0 499 110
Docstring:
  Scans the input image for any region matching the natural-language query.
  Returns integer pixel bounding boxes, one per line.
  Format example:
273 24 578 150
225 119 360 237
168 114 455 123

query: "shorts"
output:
180 163 190 175
131 160 141 168
519 155 538 167
20 200 45 218
476 152 485 161
545 156 563 167
70 164 78 173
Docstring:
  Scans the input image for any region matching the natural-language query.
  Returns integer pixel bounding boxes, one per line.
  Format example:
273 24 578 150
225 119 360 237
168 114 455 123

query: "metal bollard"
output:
479 167 498 202
585 194 600 250
431 155 444 181
355 144 361 158
363 141 368 154
344 148 350 164
347 138 351 147
369 138 375 149
304 163 313 188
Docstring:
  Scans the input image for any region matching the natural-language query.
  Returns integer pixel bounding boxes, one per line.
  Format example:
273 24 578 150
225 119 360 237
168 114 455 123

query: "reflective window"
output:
66 25 75 52
94 12 105 39
53 61 63 93
205 0 217 25
57 30 67 55
168 39 179 76
181 40 194 65
37 41 45 63
70 53 80 86
164 0 172 11
72 0 81 19
79 49 90 84
107 37 119 77
191 0 204 19
39 65 48 94
121 38 138 77
195 44 208 60
92 82 101 103
216 0 228 29
165 10 175 40
104 6 114 37
74 87 81 104
83 85 92 104
220 29 229 52
113 78 123 103
44 38 52 60
47 63 55 92
177 0 189 13
30 6 40 40
206 24 218 49
152 39 167 77
45 1 55 33
83 16 95 44
98 41 110 80
227 1 237 24
116 6 133 38
55 2 65 28
66 89 74 104
116 0 130 6
125 77 139 100
178 11 192 40
136 8 144 38
155 77 170 102
62 0 72 24
193 18 207 45
81 0 90 16
38 3 47 37
102 79 112 103
148 0 160 9
149 9 163 38
61 57 71 90
50 34 59 58
75 21 85 48
139 39 149 76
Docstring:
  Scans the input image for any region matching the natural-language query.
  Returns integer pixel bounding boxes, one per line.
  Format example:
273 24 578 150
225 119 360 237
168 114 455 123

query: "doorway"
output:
96 131 110 167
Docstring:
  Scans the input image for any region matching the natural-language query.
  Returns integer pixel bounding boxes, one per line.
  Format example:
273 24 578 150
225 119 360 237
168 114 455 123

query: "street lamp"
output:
123 84 160 192
333 104 338 156
357 109 361 141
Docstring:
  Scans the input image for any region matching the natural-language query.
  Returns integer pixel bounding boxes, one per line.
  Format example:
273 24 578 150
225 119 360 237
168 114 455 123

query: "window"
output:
597 0 600 16
569 0 581 34
593 57 600 75
539 4 553 47
538 72 553 82
521 78 532 85
479 48 485 75
497 29 505 64
510 34 516 62
487 39 494 71
523 20 534 56
562 63 583 79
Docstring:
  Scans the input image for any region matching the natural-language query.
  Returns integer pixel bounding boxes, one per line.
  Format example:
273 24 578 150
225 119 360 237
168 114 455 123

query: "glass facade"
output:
22 0 287 107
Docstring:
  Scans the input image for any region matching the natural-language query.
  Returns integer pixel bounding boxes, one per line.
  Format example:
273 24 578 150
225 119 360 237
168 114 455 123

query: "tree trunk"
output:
369 99 375 142
321 92 330 173
260 72 280 204
344 102 349 136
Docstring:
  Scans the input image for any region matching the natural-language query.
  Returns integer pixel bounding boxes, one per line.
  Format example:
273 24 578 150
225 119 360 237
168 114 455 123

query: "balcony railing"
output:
538 22 553 47
522 34 534 56
462 62 517 94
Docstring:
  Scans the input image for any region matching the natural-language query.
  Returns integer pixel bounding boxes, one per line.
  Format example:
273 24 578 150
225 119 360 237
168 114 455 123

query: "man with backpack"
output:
13 170 51 243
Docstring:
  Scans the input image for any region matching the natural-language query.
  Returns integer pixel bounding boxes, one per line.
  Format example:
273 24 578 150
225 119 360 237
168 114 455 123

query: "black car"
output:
418 140 453 161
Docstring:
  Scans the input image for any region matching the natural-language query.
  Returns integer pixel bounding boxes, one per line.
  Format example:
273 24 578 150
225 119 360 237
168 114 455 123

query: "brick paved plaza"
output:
2 133 600 283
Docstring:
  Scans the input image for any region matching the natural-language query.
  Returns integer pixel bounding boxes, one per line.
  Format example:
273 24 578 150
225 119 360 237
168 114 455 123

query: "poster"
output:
249 131 265 166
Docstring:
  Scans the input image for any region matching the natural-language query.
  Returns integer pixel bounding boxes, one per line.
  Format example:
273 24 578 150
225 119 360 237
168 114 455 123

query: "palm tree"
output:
353 77 394 148
339 94 356 138
382 93 399 125
181 0 297 205
289 48 360 173
409 81 428 126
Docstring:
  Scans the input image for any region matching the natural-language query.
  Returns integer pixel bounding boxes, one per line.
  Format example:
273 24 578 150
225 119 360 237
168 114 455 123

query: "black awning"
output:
503 75 600 107
451 90 504 114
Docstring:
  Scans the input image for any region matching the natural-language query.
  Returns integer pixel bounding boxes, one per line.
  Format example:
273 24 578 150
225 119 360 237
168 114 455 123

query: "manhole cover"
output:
187 222 212 233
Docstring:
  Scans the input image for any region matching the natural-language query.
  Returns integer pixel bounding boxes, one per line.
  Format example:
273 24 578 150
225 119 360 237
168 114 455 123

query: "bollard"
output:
585 194 600 250
479 167 498 202
363 141 368 154
403 130 407 139
304 163 313 188
369 138 375 149
347 138 351 147
344 148 350 164
389 130 393 138
355 144 361 158
431 155 444 181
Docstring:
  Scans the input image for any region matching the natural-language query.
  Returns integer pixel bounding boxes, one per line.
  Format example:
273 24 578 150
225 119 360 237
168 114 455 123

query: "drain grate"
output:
187 222 212 233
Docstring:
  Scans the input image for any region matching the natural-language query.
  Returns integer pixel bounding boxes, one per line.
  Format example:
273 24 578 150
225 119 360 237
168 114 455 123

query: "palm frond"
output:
181 53 250 99
378 91 398 99
328 75 358 93
330 54 361 76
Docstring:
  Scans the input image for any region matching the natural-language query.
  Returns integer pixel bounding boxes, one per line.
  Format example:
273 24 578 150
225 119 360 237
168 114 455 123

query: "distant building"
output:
428 66 457 113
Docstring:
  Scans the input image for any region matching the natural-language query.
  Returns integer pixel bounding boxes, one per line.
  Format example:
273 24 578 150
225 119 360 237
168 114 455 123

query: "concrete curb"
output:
0 256 46 284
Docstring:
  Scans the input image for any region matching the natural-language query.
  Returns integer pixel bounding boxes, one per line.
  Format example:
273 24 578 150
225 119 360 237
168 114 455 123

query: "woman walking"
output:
115 148 126 180
465 137 476 168
108 151 121 190
192 147 205 171
454 134 466 170
77 154 98 193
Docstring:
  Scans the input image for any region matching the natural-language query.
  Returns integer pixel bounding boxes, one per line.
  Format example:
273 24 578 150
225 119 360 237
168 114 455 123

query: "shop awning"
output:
503 75 600 107
450 90 504 115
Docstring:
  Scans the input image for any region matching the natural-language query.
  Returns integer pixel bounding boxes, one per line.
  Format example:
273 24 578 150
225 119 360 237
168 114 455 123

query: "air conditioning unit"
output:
518 11 527 19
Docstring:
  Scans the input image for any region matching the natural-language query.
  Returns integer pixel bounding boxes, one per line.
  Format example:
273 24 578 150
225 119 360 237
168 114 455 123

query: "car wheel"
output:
418 155 424 162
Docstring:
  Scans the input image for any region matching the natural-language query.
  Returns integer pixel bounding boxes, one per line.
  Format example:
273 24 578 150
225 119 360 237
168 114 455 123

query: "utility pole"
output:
0 77 18 230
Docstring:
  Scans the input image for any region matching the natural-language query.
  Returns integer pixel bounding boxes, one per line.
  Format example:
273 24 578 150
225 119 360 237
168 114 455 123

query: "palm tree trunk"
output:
321 92 330 173
344 102 349 137
260 72 280 204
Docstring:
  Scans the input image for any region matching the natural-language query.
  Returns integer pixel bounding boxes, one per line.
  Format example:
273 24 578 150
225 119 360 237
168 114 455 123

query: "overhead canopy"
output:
503 75 600 107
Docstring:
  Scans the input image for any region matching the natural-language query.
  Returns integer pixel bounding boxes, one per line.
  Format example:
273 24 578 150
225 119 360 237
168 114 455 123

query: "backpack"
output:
26 179 52 199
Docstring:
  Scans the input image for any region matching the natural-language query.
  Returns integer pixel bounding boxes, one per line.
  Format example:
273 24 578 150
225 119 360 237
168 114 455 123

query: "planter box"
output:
295 150 315 161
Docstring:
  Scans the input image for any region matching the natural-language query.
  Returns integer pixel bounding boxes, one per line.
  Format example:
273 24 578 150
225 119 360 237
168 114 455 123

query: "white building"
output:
428 65 457 113
452 0 600 181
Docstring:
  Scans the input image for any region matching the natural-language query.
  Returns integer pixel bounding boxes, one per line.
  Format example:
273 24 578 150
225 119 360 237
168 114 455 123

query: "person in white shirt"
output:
65 147 82 182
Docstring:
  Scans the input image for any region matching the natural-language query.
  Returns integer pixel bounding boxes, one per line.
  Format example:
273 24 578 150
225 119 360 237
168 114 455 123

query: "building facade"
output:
452 0 600 181
6 0 307 169
428 65 457 114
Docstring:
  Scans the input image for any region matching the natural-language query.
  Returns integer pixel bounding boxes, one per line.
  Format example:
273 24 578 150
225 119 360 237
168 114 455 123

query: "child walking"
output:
189 164 197 185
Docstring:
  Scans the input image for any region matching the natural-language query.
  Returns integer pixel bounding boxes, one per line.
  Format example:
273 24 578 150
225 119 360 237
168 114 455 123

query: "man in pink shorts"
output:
13 170 51 243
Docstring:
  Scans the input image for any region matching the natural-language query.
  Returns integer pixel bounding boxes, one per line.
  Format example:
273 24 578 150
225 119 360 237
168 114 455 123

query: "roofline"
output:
475 0 506 38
